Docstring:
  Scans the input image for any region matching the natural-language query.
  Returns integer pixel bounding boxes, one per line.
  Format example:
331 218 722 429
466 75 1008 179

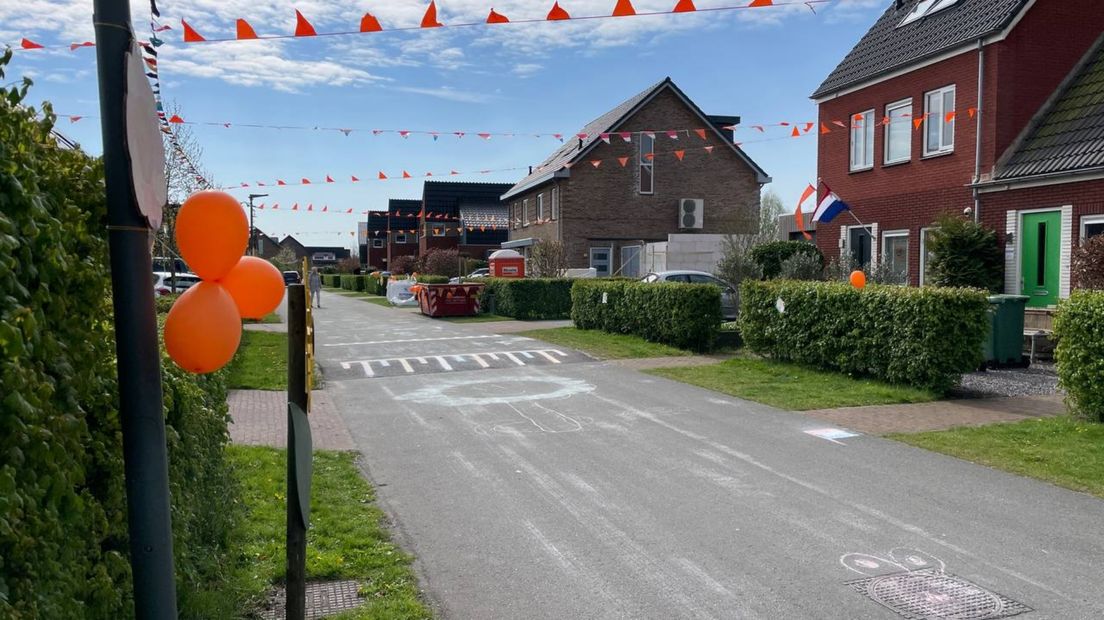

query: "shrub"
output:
740 280 989 392
927 214 1003 292
572 280 721 351
336 256 360 274
156 294 180 314
365 272 389 295
529 241 569 277
480 278 573 319
779 252 824 281
1072 235 1104 290
715 236 763 316
1054 291 1104 422
751 241 825 279
391 254 417 275
414 275 450 284
824 255 859 282
339 274 365 291
461 258 488 275
422 248 460 278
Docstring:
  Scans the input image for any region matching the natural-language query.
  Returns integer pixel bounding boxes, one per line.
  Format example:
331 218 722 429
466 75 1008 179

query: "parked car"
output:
449 267 490 284
640 270 738 320
283 270 302 285
152 272 202 297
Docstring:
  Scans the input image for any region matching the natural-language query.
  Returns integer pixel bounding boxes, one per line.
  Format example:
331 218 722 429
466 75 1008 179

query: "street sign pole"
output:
92 0 178 617
286 283 311 620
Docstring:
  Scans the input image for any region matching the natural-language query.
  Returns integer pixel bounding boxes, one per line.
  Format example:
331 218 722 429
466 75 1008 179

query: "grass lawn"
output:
199 446 431 618
244 312 281 325
517 327 692 359
227 331 287 390
890 417 1104 499
647 358 937 411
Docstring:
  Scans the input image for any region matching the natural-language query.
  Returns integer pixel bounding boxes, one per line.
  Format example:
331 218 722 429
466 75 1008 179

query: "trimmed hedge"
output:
322 274 341 287
340 274 366 291
751 241 824 279
365 273 388 295
415 275 450 285
1054 291 1104 422
480 278 573 320
740 280 989 393
571 280 721 351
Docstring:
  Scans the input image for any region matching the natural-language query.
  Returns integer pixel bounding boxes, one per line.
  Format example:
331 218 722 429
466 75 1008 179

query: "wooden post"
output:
286 283 309 619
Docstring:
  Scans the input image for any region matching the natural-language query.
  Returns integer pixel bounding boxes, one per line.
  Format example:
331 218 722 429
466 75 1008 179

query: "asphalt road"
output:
314 292 1104 620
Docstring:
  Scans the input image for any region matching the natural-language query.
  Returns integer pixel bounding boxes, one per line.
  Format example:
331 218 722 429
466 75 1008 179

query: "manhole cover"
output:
847 569 1032 620
261 579 365 620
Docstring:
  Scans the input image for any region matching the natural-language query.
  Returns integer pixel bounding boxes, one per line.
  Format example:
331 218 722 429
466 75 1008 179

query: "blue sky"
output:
4 0 884 251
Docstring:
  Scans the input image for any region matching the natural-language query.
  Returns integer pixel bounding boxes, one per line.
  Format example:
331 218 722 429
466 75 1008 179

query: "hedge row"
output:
1054 291 1104 422
322 274 341 287
415 275 450 285
340 274 366 291
740 280 989 392
571 280 721 351
365 273 388 295
479 278 573 320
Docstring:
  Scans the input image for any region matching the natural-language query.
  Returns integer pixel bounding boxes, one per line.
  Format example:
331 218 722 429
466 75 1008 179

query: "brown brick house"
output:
365 210 389 269
386 199 421 266
812 0 1103 309
418 181 512 260
501 77 770 277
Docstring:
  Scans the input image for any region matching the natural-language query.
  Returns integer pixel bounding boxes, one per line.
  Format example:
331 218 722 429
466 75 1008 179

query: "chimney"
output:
529 166 533 174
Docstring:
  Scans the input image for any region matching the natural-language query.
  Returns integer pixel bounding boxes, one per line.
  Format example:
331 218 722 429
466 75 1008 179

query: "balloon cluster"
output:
164 191 286 374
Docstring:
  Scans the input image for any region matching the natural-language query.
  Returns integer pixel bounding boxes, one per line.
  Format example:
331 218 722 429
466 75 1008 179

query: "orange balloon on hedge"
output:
221 256 286 319
850 270 867 289
164 282 243 374
175 190 249 280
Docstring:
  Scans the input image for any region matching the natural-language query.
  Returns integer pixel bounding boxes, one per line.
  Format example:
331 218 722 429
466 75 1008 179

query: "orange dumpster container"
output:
418 283 485 317
489 249 525 278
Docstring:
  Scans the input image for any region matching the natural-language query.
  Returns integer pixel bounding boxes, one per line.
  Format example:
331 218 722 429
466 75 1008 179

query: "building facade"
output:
419 181 511 260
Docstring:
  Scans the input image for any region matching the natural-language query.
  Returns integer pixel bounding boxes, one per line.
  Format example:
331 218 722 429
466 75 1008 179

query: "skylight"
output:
900 0 961 26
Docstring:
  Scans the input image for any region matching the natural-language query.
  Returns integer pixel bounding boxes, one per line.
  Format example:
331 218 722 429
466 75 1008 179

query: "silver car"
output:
640 270 738 320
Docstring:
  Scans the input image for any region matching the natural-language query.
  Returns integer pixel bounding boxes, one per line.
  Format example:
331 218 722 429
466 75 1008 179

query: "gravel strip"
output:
953 363 1060 399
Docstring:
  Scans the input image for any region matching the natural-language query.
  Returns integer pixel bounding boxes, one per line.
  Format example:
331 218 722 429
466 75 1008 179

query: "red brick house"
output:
813 0 1103 309
418 181 511 260
502 77 770 277
385 199 421 266
365 210 389 269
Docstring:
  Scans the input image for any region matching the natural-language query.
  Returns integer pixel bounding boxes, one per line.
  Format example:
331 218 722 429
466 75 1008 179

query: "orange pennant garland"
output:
360 13 383 32
612 0 637 17
790 126 800 137
674 150 686 161
913 118 924 130
820 123 831 134
694 128 707 140
548 2 571 19
422 1 444 28
748 0 773 6
236 19 258 39
294 10 316 36
673 0 697 11
20 38 44 49
945 111 956 123
591 160 602 168
487 9 510 23
618 157 629 167
181 20 205 42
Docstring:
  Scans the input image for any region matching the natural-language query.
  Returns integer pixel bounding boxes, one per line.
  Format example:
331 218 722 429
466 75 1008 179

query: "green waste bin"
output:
983 295 1029 367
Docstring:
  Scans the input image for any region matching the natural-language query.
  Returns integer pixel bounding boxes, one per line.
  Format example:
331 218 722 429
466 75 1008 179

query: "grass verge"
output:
517 327 691 359
227 331 287 390
647 358 937 411
890 417 1104 499
217 446 431 618
244 312 282 325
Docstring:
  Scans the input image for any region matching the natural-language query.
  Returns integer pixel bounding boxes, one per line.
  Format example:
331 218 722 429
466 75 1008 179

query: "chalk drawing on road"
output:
841 548 1032 619
805 428 861 445
340 349 570 378
490 402 584 434
399 375 595 407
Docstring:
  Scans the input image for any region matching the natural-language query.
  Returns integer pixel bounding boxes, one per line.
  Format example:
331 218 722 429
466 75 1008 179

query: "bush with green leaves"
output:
479 278 573 319
740 280 989 392
778 252 824 281
572 280 721 351
1054 291 1104 422
340 274 366 291
390 254 417 275
414 275 450 284
1072 235 1104 290
750 241 825 279
365 272 389 295
927 214 1003 292
421 247 460 278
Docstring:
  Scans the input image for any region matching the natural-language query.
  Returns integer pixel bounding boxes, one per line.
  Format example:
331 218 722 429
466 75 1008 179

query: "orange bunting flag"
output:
301 178 311 184
803 122 815 133
644 153 655 161
70 42 95 51
277 179 287 185
422 1 444 28
294 10 316 36
704 145 715 154
322 206 328 212
946 111 957 123
591 160 602 168
673 0 697 12
548 2 571 19
236 19 258 39
795 183 815 241
618 157 629 167
20 38 44 49
832 120 847 129
346 208 354 214
361 13 383 32
379 172 388 179
402 171 412 179
881 116 891 126
791 126 801 137
748 0 773 6
674 150 686 161
913 118 924 130
612 0 636 16
69 115 82 123
292 203 299 211
694 128 707 140
307 204 313 211
168 114 184 123
351 175 360 182
181 20 205 42
968 107 977 119
325 175 334 183
752 125 765 132
451 170 460 175
820 123 831 134
487 8 510 23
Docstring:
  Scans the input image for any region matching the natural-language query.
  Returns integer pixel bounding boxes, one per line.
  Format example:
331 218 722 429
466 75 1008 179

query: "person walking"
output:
308 267 323 308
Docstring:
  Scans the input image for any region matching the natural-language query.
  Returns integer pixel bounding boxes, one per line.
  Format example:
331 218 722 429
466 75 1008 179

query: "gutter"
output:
500 168 570 202
972 40 985 224
972 167 1104 193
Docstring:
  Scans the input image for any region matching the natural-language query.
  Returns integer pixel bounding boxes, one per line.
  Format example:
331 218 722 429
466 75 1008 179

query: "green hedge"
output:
340 274 366 291
740 280 989 392
751 241 825 279
1055 291 1104 422
571 280 721 351
479 278 573 320
366 273 388 295
415 275 450 285
322 274 341 287
0 64 240 618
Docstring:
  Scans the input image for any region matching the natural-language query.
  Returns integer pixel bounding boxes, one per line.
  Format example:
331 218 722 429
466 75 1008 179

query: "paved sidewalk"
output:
802 394 1066 435
228 389 355 450
244 322 287 333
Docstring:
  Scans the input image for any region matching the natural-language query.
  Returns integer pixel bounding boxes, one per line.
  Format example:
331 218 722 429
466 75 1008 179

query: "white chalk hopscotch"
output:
340 349 571 378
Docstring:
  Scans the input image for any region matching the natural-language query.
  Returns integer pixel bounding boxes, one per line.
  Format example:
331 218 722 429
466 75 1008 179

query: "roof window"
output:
899 0 960 26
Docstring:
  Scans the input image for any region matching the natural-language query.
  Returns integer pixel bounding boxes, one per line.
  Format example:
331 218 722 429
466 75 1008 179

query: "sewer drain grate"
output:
261 579 364 620
847 569 1032 620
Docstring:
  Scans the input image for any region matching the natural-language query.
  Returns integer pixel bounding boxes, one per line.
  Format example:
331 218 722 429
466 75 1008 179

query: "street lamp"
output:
247 193 268 255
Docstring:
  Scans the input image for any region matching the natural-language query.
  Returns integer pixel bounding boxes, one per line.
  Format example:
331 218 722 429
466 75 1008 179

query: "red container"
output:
489 249 525 278
418 283 485 317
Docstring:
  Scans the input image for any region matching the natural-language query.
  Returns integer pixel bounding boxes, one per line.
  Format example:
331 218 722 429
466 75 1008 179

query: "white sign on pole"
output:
124 40 167 231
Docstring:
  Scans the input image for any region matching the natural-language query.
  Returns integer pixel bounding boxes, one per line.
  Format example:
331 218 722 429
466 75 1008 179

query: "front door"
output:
589 247 611 277
1021 211 1061 308
620 246 641 278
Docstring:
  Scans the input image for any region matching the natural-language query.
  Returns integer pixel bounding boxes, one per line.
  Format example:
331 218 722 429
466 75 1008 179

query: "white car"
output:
640 270 739 320
449 268 490 284
153 272 202 297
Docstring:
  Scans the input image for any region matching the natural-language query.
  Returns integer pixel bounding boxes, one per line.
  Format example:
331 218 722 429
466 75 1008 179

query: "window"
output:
639 133 654 194
551 187 560 220
523 199 529 227
432 226 446 237
900 0 960 26
884 99 912 164
919 227 936 285
848 226 873 268
850 109 874 171
537 194 544 222
589 247 611 277
882 231 909 285
372 238 384 248
1081 215 1104 241
512 202 520 229
924 85 955 156
396 232 408 244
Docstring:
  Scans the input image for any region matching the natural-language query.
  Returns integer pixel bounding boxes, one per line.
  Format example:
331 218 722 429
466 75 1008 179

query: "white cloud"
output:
512 62 543 77
393 85 493 103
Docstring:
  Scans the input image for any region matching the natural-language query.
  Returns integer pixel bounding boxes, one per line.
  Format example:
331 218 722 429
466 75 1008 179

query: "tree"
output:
270 247 299 273
757 189 785 242
928 214 1003 292
422 248 460 277
337 256 360 274
529 241 569 277
156 101 213 269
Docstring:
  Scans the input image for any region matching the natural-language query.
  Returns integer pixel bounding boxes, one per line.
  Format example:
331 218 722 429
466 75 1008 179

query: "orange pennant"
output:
487 9 510 23
325 175 334 183
301 178 311 184
168 115 184 123
402 171 412 178
20 38 44 49
547 2 571 19
673 0 697 11
612 0 636 16
748 0 773 6
421 1 443 28
181 20 205 42
351 175 360 182
790 126 800 137
236 19 257 39
379 172 388 180
913 118 924 130
820 123 831 135
360 13 383 32
674 150 686 161
946 111 956 123
591 160 602 168
294 10 317 37
618 157 629 167
694 128 707 140
968 107 977 119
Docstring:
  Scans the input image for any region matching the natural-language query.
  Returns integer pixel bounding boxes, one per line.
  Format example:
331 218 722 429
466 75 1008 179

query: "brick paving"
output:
801 394 1066 436
228 389 355 450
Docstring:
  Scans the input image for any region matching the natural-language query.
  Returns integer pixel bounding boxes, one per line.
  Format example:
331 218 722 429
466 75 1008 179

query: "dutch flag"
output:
812 185 851 224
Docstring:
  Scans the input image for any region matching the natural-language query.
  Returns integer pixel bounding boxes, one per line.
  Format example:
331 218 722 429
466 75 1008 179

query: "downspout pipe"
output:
973 40 985 224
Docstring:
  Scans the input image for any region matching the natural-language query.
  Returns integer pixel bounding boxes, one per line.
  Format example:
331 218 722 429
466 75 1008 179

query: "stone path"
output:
228 389 355 450
802 394 1066 435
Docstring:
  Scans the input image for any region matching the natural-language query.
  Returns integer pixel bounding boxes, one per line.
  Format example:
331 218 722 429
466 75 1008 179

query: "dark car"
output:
282 270 301 285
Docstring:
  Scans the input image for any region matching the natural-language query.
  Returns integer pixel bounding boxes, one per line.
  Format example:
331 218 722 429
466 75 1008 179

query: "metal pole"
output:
249 196 255 256
286 284 308 620
92 1 178 617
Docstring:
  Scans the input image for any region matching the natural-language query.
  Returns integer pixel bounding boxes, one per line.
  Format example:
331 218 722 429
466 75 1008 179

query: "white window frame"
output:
882 229 910 285
589 246 613 277
900 0 961 26
1080 215 1104 243
522 198 530 227
537 193 544 222
919 227 937 286
512 202 520 230
923 85 956 156
551 187 560 221
372 238 384 248
850 109 875 172
639 134 655 195
432 225 446 237
395 232 408 244
884 99 912 165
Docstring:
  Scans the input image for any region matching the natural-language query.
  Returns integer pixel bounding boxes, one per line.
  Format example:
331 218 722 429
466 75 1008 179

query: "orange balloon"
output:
164 282 243 374
175 190 249 280
221 257 286 319
850 270 867 289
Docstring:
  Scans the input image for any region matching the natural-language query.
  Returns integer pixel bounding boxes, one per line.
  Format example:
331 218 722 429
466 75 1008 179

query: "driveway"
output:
314 292 1104 619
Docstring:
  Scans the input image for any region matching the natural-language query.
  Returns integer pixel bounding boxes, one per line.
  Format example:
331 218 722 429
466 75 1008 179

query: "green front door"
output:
1021 211 1061 308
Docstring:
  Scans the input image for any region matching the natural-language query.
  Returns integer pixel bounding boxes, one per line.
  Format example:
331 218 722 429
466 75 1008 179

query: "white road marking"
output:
338 349 573 378
435 356 453 371
536 350 562 364
521 351 535 359
398 358 414 373
503 352 525 366
488 353 500 360
804 428 860 445
323 334 501 347
470 354 490 368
